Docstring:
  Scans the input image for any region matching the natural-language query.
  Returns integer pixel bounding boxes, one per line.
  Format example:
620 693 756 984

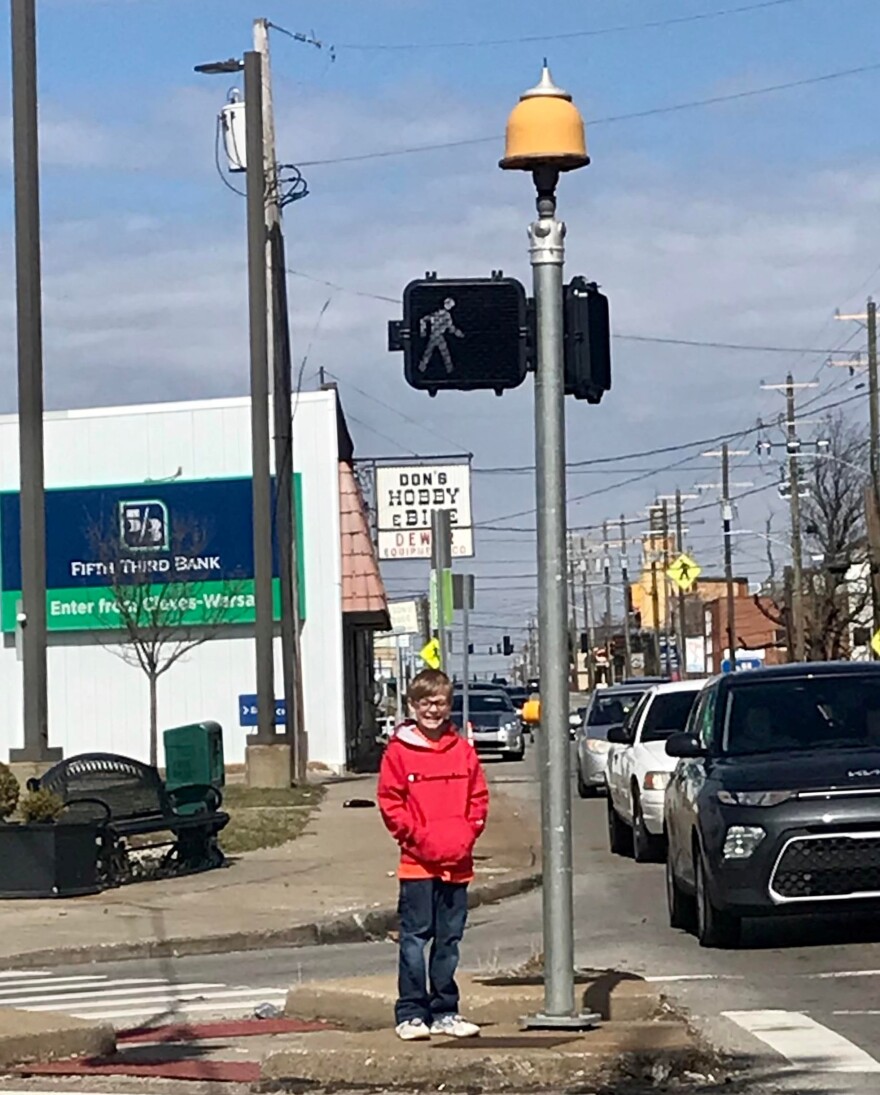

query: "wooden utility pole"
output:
602 521 614 684
785 377 806 661
580 565 596 691
660 501 672 676
567 536 580 691
868 299 880 643
619 515 633 680
254 19 306 780
722 444 738 671
650 559 661 677
675 489 688 680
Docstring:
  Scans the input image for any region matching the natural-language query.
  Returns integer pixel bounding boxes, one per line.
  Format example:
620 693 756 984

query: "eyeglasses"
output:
414 698 450 711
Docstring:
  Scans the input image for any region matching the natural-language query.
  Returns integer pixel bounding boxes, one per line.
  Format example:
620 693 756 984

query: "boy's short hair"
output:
407 668 453 705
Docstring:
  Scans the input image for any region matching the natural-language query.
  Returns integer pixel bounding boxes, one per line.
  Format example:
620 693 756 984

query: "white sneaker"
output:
395 1018 431 1041
430 1014 480 1038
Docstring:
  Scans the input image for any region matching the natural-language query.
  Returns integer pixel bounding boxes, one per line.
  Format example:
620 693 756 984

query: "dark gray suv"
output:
664 662 880 948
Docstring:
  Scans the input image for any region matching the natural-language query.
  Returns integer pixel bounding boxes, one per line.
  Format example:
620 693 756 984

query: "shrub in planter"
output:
0 763 19 820
19 788 65 824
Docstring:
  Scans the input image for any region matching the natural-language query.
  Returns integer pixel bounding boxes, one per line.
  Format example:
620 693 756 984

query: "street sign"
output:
871 628 880 658
452 573 475 611
239 694 287 727
375 463 474 559
390 277 528 395
420 638 441 669
667 553 701 592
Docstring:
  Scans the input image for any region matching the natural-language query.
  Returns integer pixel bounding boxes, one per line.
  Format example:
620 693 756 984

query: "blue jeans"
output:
395 878 469 1025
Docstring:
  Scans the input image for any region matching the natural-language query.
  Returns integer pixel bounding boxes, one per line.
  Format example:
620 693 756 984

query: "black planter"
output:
0 821 101 898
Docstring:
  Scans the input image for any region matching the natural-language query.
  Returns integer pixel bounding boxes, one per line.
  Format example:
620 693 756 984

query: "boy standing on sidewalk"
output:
378 668 489 1042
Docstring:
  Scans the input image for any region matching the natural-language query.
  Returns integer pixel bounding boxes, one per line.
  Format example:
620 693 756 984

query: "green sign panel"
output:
0 475 305 633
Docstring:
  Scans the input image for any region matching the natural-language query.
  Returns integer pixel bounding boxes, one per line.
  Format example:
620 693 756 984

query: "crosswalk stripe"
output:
0 969 290 1024
0 982 226 1007
723 1010 880 1073
65 995 289 1021
0 977 168 995
17 986 289 1014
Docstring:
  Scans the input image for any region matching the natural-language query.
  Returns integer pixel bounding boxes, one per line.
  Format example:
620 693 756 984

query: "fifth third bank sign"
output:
376 463 473 560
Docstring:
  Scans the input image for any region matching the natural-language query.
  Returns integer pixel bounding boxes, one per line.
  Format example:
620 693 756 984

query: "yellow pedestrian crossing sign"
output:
871 629 880 659
667 553 701 592
420 638 441 669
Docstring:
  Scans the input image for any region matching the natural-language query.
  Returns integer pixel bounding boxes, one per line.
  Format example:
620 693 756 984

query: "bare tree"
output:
756 414 870 660
801 414 870 659
88 515 249 766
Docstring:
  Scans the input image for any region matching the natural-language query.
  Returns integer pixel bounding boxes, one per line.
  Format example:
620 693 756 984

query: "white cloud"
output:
1 79 878 621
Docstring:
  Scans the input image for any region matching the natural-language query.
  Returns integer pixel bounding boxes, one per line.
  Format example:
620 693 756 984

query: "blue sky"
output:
2 0 880 662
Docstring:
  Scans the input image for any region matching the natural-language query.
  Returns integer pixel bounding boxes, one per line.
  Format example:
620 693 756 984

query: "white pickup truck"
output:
605 679 706 862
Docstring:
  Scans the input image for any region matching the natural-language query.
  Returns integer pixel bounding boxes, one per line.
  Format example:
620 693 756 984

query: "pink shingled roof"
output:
339 461 388 616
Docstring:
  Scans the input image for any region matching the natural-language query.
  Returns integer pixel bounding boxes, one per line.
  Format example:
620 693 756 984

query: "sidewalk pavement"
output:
0 778 541 968
263 973 715 1090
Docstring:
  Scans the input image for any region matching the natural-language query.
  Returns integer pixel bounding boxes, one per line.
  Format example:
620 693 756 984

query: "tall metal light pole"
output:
9 0 59 765
500 65 597 1030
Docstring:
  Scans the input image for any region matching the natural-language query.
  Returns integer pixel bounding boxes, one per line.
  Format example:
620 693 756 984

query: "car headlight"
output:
717 790 795 807
723 825 766 859
643 771 670 791
586 739 611 753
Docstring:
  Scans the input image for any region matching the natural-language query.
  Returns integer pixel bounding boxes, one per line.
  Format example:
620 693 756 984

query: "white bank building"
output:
0 388 388 772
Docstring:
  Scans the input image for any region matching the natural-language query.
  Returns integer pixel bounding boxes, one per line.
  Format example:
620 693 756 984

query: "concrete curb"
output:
0 868 542 970
0 1008 115 1070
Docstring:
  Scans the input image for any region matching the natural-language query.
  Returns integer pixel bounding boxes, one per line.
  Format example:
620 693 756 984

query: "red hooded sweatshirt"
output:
378 721 489 883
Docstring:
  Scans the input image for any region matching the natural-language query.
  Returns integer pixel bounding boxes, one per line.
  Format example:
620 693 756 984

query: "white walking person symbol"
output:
418 297 464 374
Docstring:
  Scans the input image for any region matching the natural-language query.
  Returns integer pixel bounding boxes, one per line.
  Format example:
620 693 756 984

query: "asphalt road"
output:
24 750 880 1094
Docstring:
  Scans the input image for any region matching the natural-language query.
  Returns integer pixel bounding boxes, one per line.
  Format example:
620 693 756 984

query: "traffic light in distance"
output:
389 275 528 396
467 643 475 654
564 276 611 403
502 635 514 656
579 632 589 654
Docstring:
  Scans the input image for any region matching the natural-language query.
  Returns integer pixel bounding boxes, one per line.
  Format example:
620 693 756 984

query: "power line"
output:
336 0 801 50
616 334 845 353
322 368 471 456
299 60 880 168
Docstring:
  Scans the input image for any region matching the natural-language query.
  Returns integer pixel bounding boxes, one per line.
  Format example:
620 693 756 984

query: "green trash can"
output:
163 721 225 791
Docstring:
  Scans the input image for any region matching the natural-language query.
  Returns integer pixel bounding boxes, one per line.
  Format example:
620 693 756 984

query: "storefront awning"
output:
339 462 389 629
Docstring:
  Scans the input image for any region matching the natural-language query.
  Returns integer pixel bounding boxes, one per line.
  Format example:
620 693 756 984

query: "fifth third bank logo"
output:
119 499 169 552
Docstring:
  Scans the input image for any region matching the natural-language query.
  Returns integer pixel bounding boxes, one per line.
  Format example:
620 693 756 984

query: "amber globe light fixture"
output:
499 62 589 174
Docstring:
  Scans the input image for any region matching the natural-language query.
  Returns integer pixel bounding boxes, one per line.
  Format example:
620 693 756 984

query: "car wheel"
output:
666 852 696 931
632 793 662 864
503 743 526 762
695 849 741 949
576 761 595 799
606 794 633 857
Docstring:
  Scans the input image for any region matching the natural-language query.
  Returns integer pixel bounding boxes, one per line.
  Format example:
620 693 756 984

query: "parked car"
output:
664 662 880 949
450 688 525 761
605 680 706 861
575 683 654 798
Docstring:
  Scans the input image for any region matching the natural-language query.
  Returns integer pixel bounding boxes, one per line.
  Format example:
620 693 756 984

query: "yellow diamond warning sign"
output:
667 553 701 592
420 638 441 669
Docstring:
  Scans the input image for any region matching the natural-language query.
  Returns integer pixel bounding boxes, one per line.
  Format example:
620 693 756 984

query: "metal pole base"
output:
519 1011 602 1031
9 746 62 764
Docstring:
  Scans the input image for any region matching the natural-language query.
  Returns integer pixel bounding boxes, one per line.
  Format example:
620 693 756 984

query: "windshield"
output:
587 691 644 726
724 676 880 756
451 693 514 714
641 691 701 742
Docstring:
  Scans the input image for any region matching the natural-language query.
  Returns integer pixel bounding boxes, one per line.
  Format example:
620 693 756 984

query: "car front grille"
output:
770 833 880 903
